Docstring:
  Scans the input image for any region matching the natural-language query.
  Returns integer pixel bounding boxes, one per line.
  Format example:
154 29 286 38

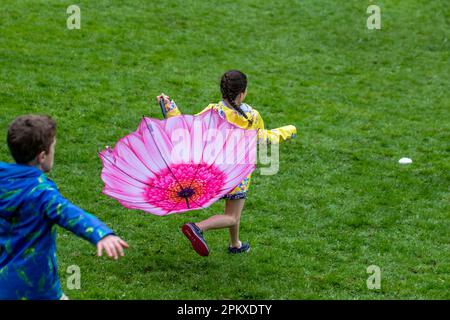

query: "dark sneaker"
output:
228 242 251 254
181 223 209 257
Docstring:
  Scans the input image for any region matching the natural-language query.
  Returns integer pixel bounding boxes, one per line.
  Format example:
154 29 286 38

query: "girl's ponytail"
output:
220 71 253 126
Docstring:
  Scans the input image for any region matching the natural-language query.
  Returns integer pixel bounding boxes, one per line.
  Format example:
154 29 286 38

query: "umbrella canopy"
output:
99 108 257 215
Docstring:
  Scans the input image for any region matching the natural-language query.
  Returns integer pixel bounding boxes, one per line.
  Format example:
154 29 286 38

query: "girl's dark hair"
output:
220 70 253 126
7 115 57 164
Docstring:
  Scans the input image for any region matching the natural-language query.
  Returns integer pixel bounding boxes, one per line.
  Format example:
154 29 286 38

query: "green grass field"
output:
0 0 449 299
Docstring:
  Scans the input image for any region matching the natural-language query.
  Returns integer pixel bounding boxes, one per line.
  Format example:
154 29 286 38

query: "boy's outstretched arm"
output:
156 93 182 118
38 186 128 260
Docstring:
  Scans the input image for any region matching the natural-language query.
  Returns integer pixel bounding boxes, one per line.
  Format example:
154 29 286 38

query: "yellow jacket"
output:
164 100 297 144
163 99 297 198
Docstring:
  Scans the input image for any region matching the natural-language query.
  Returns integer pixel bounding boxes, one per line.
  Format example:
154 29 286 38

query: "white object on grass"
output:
398 157 412 164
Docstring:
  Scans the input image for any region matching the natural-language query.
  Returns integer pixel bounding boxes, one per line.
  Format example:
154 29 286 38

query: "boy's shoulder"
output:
21 174 61 209
28 175 58 196
0 162 54 191
0 163 59 219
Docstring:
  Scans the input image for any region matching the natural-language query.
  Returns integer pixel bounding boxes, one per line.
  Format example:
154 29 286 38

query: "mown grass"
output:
0 0 449 299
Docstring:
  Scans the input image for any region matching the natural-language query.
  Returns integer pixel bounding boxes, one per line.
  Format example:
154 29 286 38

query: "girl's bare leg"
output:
195 199 246 248
227 199 245 248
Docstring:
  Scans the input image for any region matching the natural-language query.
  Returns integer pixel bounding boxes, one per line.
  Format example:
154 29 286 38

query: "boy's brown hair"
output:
7 115 57 164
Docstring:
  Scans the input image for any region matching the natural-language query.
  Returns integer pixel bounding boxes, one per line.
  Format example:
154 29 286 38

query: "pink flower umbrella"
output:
99 108 257 216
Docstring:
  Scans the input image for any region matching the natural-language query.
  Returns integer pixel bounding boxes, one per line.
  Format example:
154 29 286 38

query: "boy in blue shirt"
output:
0 115 129 300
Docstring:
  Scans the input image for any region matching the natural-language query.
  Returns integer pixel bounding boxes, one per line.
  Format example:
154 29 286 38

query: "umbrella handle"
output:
159 97 168 119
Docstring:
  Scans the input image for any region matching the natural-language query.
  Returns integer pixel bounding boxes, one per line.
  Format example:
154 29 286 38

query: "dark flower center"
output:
177 187 195 199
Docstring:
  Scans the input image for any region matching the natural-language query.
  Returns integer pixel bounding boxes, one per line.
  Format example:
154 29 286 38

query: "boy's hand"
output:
156 93 171 105
97 235 129 260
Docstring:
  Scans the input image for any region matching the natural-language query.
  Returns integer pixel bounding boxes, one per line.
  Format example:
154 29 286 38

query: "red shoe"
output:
181 223 209 257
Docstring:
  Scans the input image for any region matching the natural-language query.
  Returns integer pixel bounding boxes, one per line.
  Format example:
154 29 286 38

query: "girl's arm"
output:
253 111 297 144
156 93 182 118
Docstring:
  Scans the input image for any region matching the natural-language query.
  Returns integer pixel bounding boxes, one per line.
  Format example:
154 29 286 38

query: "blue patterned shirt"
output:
0 162 114 300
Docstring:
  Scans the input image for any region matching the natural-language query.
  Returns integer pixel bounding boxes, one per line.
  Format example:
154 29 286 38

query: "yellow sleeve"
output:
254 110 297 144
164 100 182 118
195 104 215 116
164 101 216 118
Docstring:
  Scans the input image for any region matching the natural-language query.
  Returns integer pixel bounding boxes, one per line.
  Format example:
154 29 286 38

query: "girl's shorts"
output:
220 176 251 200
220 192 247 200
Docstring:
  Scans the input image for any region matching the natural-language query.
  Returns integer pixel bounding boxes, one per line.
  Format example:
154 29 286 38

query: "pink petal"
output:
100 109 257 216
